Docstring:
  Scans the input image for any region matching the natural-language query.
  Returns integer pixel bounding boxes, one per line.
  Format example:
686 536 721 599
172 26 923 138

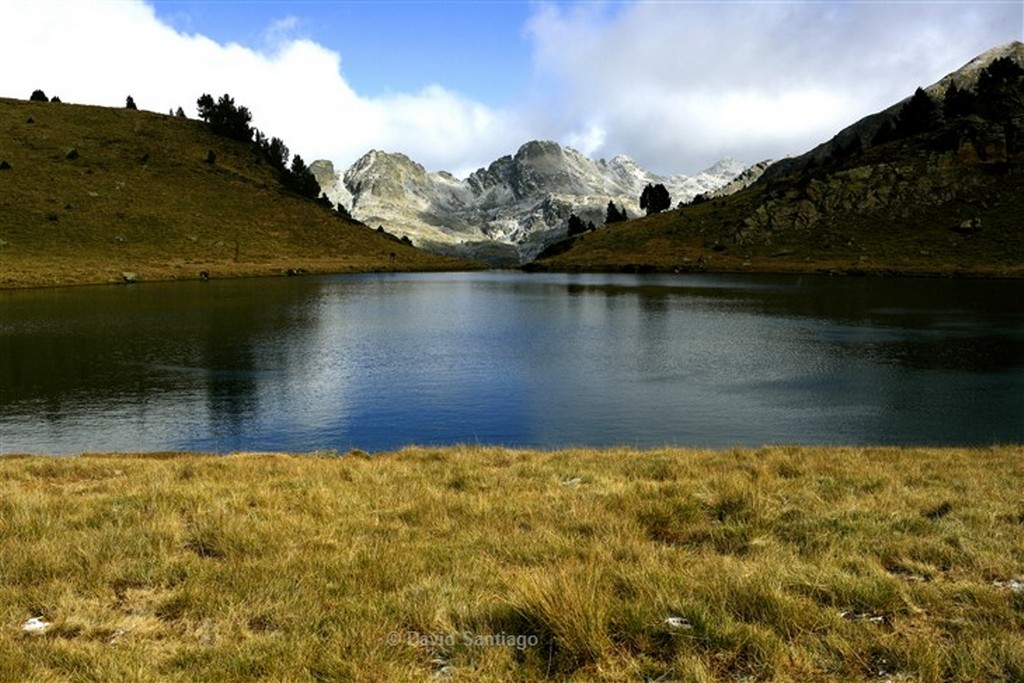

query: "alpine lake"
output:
2 271 1022 454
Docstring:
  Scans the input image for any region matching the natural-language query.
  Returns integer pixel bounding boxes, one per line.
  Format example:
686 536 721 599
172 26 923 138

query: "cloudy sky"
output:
2 1 1021 176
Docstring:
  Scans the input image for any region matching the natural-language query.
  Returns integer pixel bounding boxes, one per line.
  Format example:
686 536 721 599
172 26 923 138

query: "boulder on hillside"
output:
952 217 982 235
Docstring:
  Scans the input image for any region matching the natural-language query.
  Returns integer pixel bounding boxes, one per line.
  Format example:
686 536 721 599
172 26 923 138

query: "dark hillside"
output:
531 44 1024 277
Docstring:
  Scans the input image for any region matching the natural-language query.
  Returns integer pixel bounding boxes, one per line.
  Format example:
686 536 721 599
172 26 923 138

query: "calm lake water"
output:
1 271 1023 454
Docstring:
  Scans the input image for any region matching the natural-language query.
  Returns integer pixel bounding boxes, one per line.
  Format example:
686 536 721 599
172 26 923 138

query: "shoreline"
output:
3 257 1023 291
525 255 1024 280
2 443 1022 458
0 258 485 291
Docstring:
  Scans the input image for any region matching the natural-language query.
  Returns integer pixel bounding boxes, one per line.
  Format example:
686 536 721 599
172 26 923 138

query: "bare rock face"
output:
309 160 351 209
708 159 773 199
314 141 748 265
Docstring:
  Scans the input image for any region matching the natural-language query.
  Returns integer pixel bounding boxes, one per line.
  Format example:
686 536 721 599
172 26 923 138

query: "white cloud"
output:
0 0 1019 179
525 0 1022 173
0 0 526 177
564 123 608 157
262 15 301 49
367 86 525 178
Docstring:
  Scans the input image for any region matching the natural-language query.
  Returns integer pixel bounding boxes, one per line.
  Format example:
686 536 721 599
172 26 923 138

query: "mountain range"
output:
4 41 1020 286
314 41 1023 275
312 143 748 265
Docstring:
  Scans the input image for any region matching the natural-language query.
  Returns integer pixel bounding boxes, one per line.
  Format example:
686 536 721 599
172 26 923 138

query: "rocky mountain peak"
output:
703 158 747 179
514 139 563 160
930 40 1024 95
315 141 749 265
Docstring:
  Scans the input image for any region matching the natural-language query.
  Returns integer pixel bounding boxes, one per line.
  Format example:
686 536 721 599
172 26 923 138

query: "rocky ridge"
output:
761 41 1024 184
707 159 772 199
313 142 745 264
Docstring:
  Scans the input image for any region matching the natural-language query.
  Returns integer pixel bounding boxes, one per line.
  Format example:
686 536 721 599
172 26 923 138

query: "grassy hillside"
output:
2 446 1024 681
0 97 477 288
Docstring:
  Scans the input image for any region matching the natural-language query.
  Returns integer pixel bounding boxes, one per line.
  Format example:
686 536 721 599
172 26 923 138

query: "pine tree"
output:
893 87 941 138
266 137 289 171
605 201 626 224
196 93 253 143
976 56 1024 122
567 213 587 237
640 183 671 215
284 154 321 199
871 118 898 146
943 83 976 119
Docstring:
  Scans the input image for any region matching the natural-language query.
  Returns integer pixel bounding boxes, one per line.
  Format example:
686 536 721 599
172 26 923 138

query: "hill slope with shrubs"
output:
0 96 474 288
531 45 1024 277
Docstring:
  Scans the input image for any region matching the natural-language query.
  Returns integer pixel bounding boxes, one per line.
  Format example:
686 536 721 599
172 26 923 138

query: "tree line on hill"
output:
821 56 1024 169
195 93 325 202
885 56 1024 141
25 89 332 207
30 89 61 103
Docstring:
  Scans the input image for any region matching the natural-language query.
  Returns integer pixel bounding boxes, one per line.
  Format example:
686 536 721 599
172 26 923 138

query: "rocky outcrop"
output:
731 108 1019 257
314 142 748 264
707 159 772 199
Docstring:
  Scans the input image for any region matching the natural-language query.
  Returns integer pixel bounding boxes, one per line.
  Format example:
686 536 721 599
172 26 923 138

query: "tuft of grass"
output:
506 564 612 673
1 445 1023 680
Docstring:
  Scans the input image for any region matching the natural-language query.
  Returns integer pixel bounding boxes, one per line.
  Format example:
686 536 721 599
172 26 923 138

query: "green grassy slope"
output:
0 97 477 288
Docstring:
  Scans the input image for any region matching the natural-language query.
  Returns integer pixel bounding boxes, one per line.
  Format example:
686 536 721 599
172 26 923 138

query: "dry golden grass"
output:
0 97 478 289
2 445 1023 681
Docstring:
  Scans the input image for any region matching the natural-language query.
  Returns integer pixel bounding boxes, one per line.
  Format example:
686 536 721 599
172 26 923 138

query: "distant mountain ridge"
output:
313 142 746 264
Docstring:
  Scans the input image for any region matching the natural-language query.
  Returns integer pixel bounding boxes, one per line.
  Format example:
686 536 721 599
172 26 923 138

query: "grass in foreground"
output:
2 446 1023 681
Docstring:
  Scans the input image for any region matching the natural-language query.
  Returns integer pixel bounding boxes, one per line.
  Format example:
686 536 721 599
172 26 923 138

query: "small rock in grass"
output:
993 579 1024 593
664 616 692 629
21 616 51 633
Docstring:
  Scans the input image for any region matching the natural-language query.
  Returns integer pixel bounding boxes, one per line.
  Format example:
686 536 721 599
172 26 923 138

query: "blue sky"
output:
150 1 537 102
2 1 1022 177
